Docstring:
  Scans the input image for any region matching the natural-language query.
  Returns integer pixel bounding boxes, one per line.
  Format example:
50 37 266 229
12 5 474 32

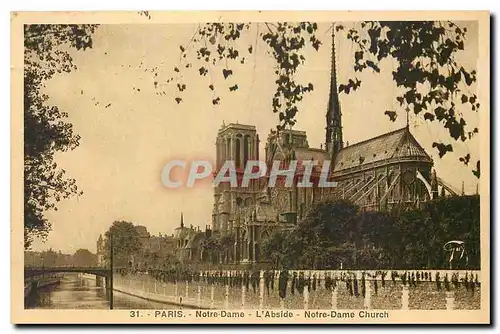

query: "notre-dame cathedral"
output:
175 31 459 265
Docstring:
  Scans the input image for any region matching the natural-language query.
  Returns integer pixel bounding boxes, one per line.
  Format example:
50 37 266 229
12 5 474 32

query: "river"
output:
25 273 177 309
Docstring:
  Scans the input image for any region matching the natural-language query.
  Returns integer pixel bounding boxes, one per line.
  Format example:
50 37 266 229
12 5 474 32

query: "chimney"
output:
205 225 213 237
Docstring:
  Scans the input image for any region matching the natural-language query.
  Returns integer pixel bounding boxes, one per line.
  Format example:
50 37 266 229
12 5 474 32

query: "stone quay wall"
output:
112 269 481 310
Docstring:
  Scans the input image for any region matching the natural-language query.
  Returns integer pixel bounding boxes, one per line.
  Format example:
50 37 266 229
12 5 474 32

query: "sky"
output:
31 21 480 254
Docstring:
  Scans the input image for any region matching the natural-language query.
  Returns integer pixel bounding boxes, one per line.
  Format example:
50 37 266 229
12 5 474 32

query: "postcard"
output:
11 10 490 324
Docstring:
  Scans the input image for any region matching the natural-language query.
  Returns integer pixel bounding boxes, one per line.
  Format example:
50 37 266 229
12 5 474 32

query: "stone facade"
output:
209 123 438 265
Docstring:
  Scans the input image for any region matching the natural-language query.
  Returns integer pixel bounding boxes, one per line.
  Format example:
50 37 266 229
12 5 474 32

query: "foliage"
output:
259 195 480 270
261 229 288 268
343 21 479 173
73 248 97 267
200 236 222 263
24 248 75 267
24 24 98 249
219 234 235 249
169 22 319 130
104 221 142 266
218 234 235 263
165 21 479 177
39 248 58 267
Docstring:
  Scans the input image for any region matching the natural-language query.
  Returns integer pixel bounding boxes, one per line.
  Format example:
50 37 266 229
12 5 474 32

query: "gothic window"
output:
236 136 241 169
254 243 260 262
244 197 253 206
244 135 249 167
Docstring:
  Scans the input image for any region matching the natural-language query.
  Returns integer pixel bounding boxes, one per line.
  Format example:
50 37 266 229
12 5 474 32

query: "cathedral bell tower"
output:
213 122 259 233
325 25 343 166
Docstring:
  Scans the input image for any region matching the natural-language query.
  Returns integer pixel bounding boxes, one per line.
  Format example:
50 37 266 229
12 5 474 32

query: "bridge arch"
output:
24 267 111 279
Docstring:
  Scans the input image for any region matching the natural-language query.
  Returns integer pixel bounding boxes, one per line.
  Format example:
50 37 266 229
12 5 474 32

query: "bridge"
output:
24 266 112 279
24 266 118 309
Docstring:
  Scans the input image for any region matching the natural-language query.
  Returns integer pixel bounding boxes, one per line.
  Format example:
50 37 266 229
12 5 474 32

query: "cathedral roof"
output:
333 127 432 172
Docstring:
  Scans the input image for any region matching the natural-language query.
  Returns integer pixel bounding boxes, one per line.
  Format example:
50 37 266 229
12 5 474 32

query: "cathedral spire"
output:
406 107 410 129
325 23 343 161
180 212 184 228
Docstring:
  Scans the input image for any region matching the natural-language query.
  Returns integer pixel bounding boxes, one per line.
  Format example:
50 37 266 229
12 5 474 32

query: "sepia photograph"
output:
11 10 490 324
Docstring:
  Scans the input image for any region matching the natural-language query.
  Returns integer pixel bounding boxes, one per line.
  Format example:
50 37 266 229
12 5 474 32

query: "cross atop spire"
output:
405 106 410 129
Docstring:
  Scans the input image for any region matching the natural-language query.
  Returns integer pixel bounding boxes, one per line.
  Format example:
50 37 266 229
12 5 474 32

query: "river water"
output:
25 273 176 309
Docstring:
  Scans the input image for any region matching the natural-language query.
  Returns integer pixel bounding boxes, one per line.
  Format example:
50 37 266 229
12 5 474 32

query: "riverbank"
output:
26 274 180 309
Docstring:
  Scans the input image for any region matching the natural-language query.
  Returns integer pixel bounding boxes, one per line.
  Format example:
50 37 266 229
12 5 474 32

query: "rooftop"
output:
333 127 433 172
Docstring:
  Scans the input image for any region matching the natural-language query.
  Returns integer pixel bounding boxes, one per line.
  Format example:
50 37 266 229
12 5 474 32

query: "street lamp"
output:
109 232 114 310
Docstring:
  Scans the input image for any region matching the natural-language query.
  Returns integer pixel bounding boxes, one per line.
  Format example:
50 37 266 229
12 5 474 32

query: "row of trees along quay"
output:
101 195 479 274
140 268 480 295
24 18 481 250
111 268 480 310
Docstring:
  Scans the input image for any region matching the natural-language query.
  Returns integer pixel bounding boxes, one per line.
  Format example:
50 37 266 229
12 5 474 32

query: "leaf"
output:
209 84 214 91
413 104 423 114
472 160 480 178
199 67 208 76
180 45 185 52
459 153 471 166
174 67 179 72
366 60 380 73
212 97 220 105
222 69 233 79
461 94 468 103
384 110 397 122
229 84 238 92
423 112 435 121
312 39 321 51
355 51 364 62
248 45 253 54
434 107 447 121
174 97 182 104
432 142 453 158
